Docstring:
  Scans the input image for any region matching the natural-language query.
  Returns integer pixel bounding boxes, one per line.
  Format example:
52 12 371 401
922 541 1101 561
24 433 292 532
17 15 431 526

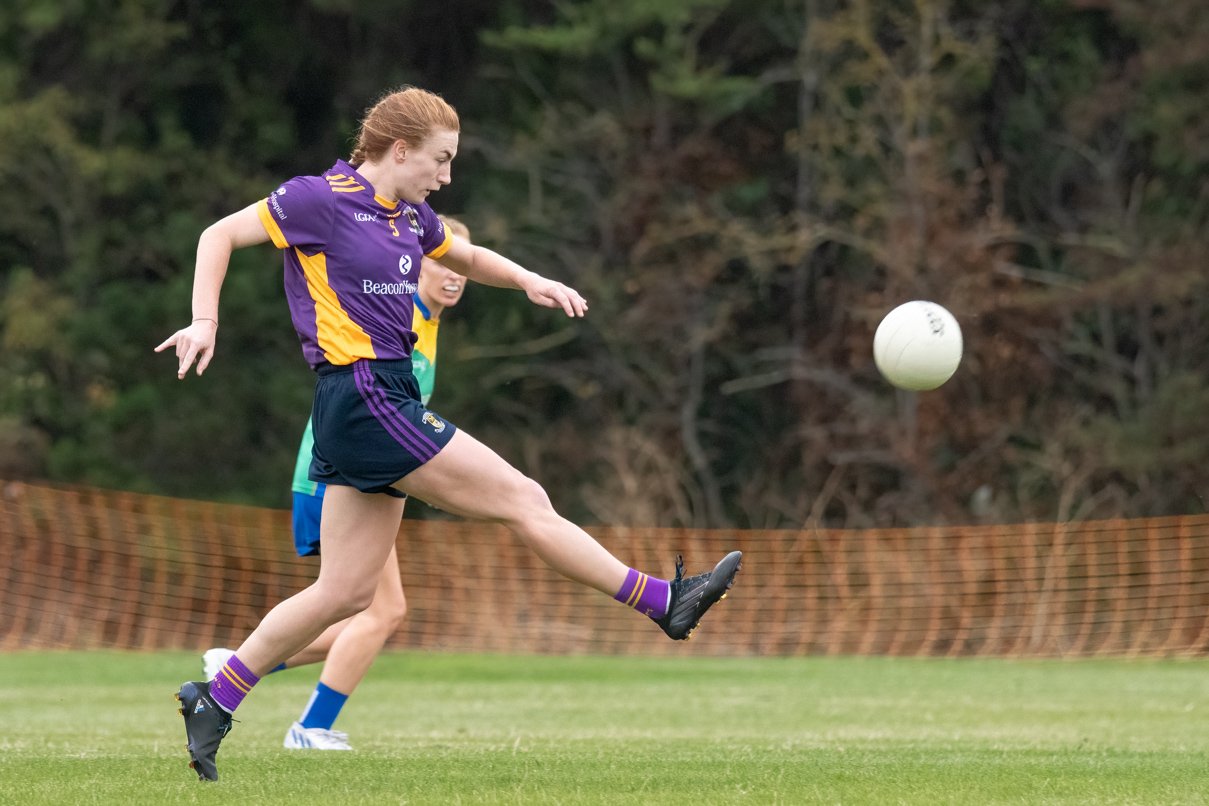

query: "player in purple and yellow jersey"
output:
157 86 741 782
201 215 471 751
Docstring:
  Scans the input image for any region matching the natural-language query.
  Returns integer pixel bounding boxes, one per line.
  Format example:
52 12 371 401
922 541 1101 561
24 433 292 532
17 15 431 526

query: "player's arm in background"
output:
156 204 271 378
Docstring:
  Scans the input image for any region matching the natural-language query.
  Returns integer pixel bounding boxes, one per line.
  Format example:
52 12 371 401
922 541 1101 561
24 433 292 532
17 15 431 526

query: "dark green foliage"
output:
1 0 1207 522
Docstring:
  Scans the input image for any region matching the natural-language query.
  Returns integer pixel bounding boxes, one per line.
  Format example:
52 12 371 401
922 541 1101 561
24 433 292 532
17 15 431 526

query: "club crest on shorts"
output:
422 412 445 433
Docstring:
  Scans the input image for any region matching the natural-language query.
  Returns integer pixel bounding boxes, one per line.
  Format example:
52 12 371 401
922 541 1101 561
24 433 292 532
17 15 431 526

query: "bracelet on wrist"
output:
193 318 218 325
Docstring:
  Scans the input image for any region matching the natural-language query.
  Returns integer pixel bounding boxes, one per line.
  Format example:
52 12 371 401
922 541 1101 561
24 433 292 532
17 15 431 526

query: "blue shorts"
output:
309 358 456 498
291 488 325 557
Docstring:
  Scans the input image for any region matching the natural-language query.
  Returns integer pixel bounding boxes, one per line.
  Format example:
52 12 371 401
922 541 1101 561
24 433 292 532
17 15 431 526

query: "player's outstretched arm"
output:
439 236 587 318
155 204 272 378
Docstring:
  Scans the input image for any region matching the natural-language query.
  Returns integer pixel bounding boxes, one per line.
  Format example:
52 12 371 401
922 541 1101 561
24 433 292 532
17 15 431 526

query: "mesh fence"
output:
3 480 1209 657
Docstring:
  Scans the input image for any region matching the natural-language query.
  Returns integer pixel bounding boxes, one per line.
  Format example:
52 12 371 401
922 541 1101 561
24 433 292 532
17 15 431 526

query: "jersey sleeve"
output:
255 175 334 251
417 203 452 259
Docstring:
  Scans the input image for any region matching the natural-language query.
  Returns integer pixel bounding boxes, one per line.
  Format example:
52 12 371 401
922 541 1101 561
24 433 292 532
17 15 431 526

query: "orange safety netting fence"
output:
2 481 1209 657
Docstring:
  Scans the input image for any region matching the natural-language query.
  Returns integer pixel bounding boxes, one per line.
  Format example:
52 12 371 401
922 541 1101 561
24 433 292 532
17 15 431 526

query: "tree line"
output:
1 0 1206 527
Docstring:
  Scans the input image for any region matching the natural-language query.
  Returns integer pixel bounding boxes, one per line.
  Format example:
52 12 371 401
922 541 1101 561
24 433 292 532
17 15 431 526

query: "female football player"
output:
201 215 471 751
157 86 740 781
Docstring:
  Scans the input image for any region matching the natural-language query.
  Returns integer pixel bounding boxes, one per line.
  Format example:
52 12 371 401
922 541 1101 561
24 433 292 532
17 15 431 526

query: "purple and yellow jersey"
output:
256 160 453 367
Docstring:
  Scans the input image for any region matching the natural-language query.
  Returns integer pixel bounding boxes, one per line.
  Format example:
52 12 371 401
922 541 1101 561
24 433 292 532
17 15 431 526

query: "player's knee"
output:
374 591 407 632
349 588 378 616
513 475 553 515
352 601 405 642
499 475 560 537
384 597 407 632
320 582 377 621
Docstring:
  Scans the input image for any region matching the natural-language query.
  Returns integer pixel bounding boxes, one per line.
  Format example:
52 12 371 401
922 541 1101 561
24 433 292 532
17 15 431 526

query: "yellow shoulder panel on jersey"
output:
424 225 453 259
256 198 288 249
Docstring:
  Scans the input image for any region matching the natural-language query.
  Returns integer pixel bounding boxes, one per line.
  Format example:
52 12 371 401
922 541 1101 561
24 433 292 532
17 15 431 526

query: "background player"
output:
202 216 471 751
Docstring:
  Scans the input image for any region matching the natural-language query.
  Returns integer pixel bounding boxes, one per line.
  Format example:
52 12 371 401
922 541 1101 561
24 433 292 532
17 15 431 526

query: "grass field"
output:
0 651 1206 805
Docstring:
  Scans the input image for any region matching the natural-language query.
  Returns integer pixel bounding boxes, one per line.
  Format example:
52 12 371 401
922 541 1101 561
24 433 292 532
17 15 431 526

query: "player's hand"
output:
521 275 588 317
155 320 218 379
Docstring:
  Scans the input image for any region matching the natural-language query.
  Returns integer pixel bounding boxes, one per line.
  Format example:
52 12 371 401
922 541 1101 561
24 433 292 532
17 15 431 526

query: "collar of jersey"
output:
414 296 433 321
334 159 402 211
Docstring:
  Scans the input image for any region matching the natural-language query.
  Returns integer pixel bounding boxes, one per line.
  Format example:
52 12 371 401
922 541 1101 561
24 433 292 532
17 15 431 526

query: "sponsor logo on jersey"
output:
422 412 445 433
399 255 413 276
363 279 417 295
269 191 287 220
354 212 379 223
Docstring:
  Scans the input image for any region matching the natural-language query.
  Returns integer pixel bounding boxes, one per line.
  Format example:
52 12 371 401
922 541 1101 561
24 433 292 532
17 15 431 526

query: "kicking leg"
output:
396 430 626 593
395 429 740 638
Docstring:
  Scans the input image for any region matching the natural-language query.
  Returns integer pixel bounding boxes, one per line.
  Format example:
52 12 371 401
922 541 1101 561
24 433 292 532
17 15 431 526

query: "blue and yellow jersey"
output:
411 297 439 407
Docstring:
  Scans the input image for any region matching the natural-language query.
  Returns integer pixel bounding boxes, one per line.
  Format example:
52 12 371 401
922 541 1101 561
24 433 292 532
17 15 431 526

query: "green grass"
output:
0 651 1207 805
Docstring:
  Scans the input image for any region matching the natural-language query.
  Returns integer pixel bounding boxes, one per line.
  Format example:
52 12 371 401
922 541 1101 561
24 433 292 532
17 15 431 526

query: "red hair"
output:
349 87 460 166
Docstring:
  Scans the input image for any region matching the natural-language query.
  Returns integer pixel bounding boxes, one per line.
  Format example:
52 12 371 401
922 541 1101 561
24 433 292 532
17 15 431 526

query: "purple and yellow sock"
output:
613 568 670 620
209 654 260 714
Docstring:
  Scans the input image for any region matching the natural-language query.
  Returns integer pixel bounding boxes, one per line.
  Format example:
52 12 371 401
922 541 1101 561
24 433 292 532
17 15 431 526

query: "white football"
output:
873 301 963 390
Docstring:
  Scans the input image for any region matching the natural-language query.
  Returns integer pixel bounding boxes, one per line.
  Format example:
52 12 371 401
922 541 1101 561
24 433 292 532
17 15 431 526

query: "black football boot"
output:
175 680 234 781
656 551 742 640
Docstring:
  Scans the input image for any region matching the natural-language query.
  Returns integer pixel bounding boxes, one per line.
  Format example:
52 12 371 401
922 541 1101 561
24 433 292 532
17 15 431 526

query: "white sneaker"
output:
202 648 236 682
283 721 353 750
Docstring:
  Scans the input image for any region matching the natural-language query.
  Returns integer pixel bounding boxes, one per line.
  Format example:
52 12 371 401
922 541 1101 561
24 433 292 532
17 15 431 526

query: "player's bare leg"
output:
272 551 403 671
185 487 404 774
283 547 407 750
205 545 408 750
314 546 407 691
232 487 405 676
213 546 404 677
204 614 351 680
396 429 627 593
282 619 352 667
396 429 740 639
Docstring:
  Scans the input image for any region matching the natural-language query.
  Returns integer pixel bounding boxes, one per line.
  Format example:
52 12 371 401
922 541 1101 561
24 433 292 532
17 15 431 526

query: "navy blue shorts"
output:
291 488 325 557
309 358 456 498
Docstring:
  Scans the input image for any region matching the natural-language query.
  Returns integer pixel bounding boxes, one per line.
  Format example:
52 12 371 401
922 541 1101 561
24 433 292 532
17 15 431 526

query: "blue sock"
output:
298 681 349 730
270 662 287 673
